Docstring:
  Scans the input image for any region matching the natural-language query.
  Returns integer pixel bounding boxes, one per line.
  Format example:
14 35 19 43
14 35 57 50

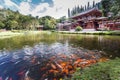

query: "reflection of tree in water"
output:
68 35 120 58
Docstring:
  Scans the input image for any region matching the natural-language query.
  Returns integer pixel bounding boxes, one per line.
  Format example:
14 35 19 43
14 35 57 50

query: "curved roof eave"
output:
71 8 102 19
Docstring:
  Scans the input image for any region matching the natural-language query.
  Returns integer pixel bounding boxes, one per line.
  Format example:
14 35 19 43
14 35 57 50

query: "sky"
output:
0 0 101 19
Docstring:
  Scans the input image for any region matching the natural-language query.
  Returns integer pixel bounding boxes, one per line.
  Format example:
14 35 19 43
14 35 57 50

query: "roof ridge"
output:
71 7 101 18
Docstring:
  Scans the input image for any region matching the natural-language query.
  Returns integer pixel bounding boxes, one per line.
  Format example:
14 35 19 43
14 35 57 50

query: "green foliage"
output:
101 0 111 17
39 16 57 30
6 20 18 30
65 58 120 80
110 0 120 16
101 0 120 17
57 16 67 23
0 9 41 30
75 26 83 31
0 21 5 29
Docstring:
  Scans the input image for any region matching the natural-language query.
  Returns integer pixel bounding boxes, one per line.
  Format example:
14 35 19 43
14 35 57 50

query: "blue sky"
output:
0 0 101 18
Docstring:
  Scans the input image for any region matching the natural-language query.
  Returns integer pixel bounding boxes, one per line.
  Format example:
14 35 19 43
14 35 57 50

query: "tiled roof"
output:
71 8 101 18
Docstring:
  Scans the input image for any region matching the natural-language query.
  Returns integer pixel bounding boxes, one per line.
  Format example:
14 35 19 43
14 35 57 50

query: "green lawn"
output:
64 58 120 80
58 31 120 35
0 30 48 39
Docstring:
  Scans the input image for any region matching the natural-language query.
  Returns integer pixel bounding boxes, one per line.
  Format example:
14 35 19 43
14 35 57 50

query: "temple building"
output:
57 7 120 31
71 7 102 30
56 21 78 31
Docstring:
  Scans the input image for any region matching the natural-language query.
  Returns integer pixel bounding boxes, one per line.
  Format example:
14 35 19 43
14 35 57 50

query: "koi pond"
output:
0 32 120 80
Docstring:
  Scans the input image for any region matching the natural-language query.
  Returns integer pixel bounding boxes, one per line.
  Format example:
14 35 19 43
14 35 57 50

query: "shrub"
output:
75 26 83 31
51 30 55 32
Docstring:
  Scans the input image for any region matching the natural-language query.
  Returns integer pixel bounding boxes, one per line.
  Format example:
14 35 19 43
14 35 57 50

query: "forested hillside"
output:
0 9 57 30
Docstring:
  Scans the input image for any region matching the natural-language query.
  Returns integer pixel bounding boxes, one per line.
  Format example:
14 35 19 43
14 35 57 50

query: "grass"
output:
64 58 120 80
57 31 120 35
1 30 120 38
0 31 21 39
0 30 49 39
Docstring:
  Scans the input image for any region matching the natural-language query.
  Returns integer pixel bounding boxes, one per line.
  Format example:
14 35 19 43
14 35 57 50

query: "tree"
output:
6 20 18 30
97 2 102 9
85 5 87 11
32 19 39 30
0 22 5 29
75 6 77 14
11 20 18 29
87 2 90 9
0 8 58 30
110 0 120 16
80 6 84 12
68 8 71 18
36 16 39 19
50 19 57 29
77 5 80 13
72 8 76 16
39 16 57 30
44 19 50 30
59 16 66 22
93 1 95 8
101 0 111 17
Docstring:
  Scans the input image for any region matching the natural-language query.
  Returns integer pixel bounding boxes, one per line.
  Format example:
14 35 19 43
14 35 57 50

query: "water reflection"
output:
0 33 120 79
0 33 120 57
0 42 104 80
65 35 120 58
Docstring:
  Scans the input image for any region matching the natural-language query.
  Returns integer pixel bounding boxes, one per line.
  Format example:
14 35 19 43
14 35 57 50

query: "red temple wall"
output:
85 22 95 29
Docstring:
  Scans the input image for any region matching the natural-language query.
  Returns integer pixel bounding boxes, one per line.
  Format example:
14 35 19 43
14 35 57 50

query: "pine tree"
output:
71 9 76 16
68 8 71 17
80 6 84 12
83 6 85 11
75 6 77 14
85 5 87 11
87 2 90 9
71 10 73 16
93 1 95 8
77 5 80 13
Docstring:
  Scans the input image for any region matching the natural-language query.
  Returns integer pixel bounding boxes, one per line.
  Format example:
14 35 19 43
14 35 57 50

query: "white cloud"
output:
22 0 32 2
0 5 3 9
19 2 31 15
4 0 19 9
0 0 102 18
27 0 32 2
29 0 101 18
33 3 49 13
41 0 45 2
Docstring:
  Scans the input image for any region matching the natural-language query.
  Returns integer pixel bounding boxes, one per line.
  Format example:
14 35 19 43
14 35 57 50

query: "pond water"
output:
0 32 120 80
